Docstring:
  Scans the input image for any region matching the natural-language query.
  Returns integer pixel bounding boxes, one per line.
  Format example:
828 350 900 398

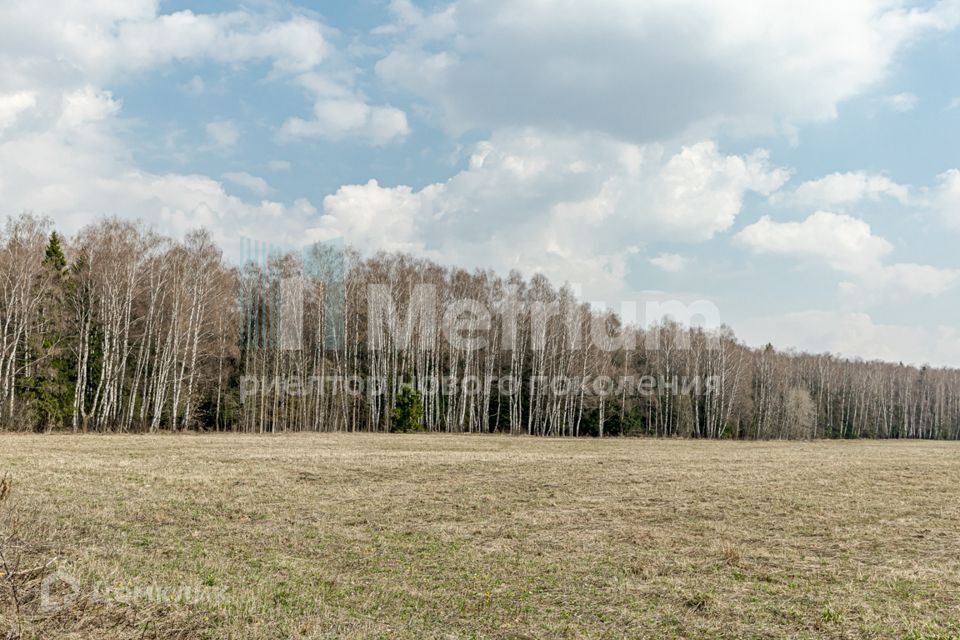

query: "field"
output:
2 435 960 639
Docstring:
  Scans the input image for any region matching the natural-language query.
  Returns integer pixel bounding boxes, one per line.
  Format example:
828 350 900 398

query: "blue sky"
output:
1 0 959 364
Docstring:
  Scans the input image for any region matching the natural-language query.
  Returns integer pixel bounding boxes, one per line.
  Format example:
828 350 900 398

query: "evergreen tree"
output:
44 231 67 272
19 232 74 431
391 383 425 433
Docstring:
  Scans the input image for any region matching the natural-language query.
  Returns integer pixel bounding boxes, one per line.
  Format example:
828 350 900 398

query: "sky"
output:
1 0 959 365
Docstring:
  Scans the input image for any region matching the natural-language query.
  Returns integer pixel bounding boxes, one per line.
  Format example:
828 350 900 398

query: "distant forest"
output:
2 213 959 439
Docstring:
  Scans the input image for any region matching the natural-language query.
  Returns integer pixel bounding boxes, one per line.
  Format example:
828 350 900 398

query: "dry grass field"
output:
2 434 960 639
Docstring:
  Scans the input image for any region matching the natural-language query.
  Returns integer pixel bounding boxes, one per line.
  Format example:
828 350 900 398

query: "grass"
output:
2 434 960 638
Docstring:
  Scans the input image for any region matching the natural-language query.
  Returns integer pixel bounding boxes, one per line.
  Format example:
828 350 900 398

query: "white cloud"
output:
308 131 787 297
223 171 271 196
739 311 960 366
310 179 426 254
0 3 361 258
883 92 919 112
375 0 960 140
736 211 958 295
109 13 329 74
58 87 120 129
0 92 36 131
0 1 423 263
282 101 409 145
377 0 457 39
268 160 291 171
949 97 960 110
0 4 400 148
0 50 316 258
0 121 318 256
736 211 892 272
777 171 910 207
932 169 960 227
281 73 409 145
0 5 330 86
206 120 239 148
649 253 689 273
873 263 958 296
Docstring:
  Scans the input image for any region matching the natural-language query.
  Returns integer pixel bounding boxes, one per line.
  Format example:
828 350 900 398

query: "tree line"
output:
2 213 959 439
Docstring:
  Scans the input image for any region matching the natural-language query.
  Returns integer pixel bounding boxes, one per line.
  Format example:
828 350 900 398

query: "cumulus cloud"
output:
736 212 892 272
280 73 409 144
0 0 424 263
375 0 960 140
58 87 121 129
376 0 457 39
309 179 427 254
282 101 409 144
0 92 36 131
736 211 958 295
0 4 358 255
739 311 960 366
0 26 319 258
931 169 960 227
307 131 787 296
775 171 910 208
0 120 318 256
223 172 271 196
0 4 330 86
649 253 689 273
872 263 959 296
0 3 403 149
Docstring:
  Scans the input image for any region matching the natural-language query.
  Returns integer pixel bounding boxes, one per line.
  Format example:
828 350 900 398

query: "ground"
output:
1 434 960 639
